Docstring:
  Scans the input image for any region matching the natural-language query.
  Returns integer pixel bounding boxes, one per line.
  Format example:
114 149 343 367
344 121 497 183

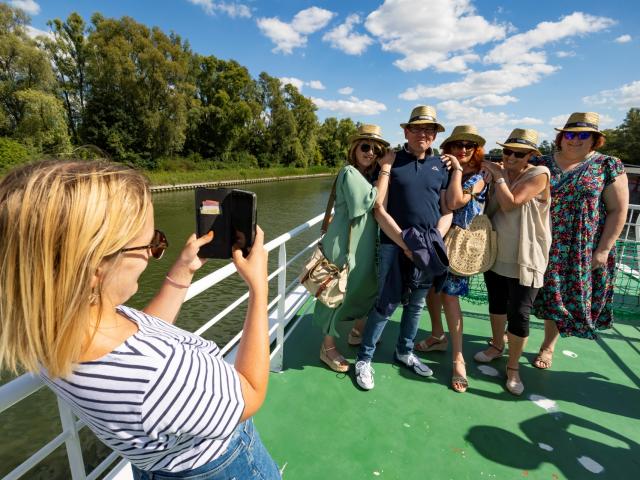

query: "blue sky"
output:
14 0 640 150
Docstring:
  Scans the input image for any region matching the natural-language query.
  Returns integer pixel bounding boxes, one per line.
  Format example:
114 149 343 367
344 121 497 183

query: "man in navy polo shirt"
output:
355 105 453 391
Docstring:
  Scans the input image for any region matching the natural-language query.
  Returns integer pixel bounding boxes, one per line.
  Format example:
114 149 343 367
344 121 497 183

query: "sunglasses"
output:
563 131 592 141
360 143 384 156
120 229 168 260
502 148 530 159
450 141 478 150
407 125 437 135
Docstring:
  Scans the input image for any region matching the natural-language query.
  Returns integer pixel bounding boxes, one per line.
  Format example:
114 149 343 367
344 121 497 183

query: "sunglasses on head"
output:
407 125 437 135
360 143 384 156
120 229 168 260
502 148 530 159
563 131 592 141
450 141 478 150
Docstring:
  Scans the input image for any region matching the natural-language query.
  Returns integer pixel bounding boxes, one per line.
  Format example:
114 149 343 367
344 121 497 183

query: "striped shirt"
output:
40 305 244 473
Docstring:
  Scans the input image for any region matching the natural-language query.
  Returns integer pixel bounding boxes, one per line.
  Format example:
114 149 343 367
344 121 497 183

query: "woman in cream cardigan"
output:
474 129 551 396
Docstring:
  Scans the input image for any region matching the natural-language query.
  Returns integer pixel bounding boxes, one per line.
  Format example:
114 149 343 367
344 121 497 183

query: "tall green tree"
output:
41 12 89 143
82 14 194 165
318 117 356 167
283 83 319 167
601 108 640 165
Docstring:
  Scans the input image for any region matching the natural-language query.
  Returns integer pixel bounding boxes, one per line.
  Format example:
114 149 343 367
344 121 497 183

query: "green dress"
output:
313 165 379 337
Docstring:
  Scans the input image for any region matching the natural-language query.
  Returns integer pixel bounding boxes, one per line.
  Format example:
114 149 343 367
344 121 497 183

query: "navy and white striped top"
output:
40 306 245 473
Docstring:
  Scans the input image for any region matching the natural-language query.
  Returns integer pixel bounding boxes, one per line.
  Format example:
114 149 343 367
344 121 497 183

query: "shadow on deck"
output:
255 300 640 479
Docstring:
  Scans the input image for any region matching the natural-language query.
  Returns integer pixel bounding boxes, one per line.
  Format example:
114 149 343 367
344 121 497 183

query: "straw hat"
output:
400 105 445 132
554 112 601 133
440 125 486 147
497 128 541 155
349 124 390 147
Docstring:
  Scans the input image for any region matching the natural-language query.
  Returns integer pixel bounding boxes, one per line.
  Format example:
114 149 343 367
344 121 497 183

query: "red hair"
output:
443 143 484 173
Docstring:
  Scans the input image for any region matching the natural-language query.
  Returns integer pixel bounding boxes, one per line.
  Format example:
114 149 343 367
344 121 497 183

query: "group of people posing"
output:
313 106 629 398
0 105 629 479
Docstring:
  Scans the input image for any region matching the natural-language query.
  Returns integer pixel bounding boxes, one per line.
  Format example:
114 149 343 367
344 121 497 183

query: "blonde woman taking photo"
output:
0 160 280 479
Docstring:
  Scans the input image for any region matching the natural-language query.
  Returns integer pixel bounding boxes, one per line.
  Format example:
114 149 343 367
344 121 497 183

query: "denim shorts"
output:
131 419 280 480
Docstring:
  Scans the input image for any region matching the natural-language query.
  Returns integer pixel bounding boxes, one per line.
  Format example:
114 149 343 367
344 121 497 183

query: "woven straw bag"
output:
444 214 497 277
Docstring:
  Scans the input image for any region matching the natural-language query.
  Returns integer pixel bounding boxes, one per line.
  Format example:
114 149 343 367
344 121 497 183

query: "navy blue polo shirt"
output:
380 145 449 244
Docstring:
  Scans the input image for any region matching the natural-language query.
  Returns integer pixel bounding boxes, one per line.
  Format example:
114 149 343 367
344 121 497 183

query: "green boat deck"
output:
255 299 640 479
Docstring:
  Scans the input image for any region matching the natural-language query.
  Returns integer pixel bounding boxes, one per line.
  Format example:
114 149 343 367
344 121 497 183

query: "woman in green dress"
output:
314 124 394 372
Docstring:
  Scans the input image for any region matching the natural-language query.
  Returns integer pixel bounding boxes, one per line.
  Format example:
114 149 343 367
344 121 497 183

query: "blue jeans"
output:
357 243 431 362
131 419 280 480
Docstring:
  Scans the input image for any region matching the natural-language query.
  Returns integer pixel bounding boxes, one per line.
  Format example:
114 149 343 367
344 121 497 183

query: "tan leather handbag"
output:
444 214 497 277
299 176 351 308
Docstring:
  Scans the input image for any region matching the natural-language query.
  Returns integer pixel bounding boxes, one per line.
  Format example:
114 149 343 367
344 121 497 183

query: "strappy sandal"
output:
451 360 468 393
347 327 381 347
473 339 504 363
533 348 554 369
506 366 524 396
415 333 448 353
320 345 349 373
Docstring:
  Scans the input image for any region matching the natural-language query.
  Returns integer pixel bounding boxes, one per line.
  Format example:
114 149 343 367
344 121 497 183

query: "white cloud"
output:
583 80 640 110
279 77 304 90
508 116 544 126
338 86 354 95
257 7 334 54
279 77 326 91
311 95 387 115
549 114 571 128
400 62 557 101
322 14 374 55
187 1 251 18
466 94 517 107
614 34 632 43
484 12 615 65
365 0 506 72
308 80 325 90
556 50 576 58
9 1 40 15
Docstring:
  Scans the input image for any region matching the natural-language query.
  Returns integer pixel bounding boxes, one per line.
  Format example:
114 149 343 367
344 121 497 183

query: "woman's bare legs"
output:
506 332 527 395
441 293 467 392
415 288 448 351
534 319 560 369
474 313 507 361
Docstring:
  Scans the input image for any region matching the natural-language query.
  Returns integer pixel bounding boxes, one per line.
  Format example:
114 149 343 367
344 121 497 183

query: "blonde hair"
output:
0 160 151 378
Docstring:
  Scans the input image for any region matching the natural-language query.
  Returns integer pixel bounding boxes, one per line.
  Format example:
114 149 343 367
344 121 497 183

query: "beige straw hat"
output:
554 112 601 133
349 124 390 147
497 129 541 155
440 125 486 147
400 105 445 132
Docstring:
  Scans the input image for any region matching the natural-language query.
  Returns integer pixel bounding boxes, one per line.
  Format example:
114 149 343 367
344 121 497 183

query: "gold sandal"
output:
533 348 554 369
451 360 468 393
320 345 349 373
506 366 524 396
415 333 448 352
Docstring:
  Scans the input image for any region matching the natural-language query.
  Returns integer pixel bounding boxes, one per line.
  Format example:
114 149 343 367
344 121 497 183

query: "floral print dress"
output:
532 152 625 338
442 173 487 296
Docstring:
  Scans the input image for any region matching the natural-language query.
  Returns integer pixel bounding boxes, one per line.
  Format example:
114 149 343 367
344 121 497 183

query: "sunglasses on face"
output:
360 143 384 156
502 148 530 159
120 229 168 260
450 141 478 150
407 125 437 135
563 131 592 141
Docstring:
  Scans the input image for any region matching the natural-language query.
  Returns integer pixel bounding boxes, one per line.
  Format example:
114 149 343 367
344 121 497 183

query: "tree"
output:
601 108 640 165
318 117 356 166
13 89 70 153
283 83 319 167
41 12 89 143
81 15 194 165
538 140 554 155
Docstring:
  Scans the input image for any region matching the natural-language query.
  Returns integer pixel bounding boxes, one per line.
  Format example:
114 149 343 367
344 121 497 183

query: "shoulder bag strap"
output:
320 175 339 235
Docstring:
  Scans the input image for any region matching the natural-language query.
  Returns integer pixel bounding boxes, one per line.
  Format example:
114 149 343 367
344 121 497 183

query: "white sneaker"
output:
355 360 375 390
395 350 433 377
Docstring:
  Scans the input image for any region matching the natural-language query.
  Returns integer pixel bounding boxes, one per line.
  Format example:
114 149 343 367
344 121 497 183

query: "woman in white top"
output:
0 160 280 479
474 129 551 396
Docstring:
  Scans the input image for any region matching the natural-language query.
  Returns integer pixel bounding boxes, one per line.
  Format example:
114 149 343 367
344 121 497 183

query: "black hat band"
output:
564 121 598 130
505 137 537 148
409 114 436 122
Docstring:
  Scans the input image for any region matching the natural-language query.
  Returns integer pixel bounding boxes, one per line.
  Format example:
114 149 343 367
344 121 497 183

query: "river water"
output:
0 176 333 479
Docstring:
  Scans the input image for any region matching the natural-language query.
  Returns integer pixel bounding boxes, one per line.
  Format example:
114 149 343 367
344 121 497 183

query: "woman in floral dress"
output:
531 112 629 369
415 125 487 393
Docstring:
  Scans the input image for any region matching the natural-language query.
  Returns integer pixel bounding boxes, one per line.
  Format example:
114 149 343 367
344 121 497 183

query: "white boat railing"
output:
0 212 324 480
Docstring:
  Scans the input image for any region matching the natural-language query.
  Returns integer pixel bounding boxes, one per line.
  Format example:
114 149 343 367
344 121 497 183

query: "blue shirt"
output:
381 145 449 244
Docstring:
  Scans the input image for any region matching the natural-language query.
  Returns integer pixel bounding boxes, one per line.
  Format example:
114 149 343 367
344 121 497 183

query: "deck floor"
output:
255 300 640 479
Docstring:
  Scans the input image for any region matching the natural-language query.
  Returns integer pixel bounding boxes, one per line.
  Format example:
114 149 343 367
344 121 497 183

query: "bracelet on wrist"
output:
454 166 463 172
379 170 390 177
165 275 190 289
494 177 506 185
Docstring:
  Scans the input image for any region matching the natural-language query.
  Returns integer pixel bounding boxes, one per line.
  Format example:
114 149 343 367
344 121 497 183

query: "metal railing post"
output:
272 243 287 372
57 397 87 480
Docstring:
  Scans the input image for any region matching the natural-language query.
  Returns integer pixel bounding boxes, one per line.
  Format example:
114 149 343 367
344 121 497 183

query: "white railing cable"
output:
0 211 324 480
